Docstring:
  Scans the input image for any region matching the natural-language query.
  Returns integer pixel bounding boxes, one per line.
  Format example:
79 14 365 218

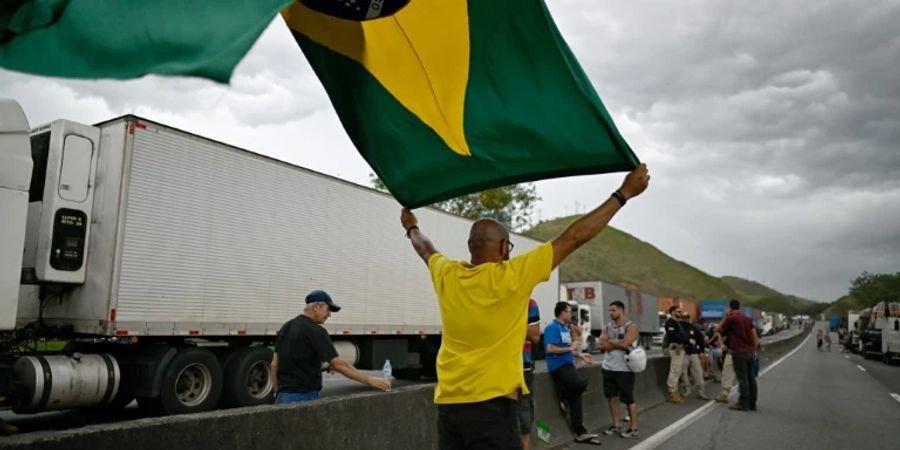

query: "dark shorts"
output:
438 396 522 450
602 369 636 404
516 370 535 435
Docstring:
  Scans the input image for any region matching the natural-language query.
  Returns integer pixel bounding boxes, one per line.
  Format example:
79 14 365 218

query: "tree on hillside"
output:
849 271 900 306
370 174 540 232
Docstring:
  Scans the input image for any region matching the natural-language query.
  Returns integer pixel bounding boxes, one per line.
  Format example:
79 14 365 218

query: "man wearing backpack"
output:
599 300 641 438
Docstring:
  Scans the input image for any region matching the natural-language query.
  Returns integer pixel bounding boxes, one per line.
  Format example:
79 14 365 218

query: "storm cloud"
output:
2 0 897 301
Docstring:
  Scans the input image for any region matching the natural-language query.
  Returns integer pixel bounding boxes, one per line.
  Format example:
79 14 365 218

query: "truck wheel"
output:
220 346 273 407
141 348 223 415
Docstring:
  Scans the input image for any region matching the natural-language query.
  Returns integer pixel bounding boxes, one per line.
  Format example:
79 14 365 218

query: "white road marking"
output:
891 393 900 405
631 332 812 450
857 365 867 372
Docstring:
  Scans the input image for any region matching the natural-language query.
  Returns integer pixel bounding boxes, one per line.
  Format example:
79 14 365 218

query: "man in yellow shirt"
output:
401 164 649 449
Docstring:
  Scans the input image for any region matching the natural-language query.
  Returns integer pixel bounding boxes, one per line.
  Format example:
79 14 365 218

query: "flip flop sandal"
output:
575 434 602 446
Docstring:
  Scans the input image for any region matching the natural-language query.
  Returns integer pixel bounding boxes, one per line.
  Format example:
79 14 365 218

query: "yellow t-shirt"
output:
428 241 553 404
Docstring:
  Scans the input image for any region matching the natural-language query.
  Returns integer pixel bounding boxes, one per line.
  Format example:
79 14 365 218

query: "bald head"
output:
468 219 511 263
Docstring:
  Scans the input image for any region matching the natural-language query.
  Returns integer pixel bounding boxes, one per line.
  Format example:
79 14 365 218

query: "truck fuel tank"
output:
13 353 120 413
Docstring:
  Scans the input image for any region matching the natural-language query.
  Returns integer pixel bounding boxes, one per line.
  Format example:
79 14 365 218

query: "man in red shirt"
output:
717 300 759 411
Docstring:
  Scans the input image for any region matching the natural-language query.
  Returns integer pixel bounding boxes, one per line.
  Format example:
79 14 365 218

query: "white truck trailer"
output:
560 281 659 352
0 101 559 416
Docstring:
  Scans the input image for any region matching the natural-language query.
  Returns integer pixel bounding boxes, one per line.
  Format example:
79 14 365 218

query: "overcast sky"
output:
2 0 898 302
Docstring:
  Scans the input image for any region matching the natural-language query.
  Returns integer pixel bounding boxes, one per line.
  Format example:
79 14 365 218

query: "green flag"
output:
283 0 640 208
0 0 292 82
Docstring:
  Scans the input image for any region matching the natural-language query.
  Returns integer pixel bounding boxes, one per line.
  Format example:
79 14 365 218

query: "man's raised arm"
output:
401 208 438 263
551 164 650 269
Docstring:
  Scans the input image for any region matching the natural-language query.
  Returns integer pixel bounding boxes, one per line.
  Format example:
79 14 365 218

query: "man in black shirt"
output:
664 305 689 403
682 317 709 400
271 290 391 403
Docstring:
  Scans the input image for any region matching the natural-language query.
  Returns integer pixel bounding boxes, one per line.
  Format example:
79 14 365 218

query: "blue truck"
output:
700 300 730 326
828 314 840 331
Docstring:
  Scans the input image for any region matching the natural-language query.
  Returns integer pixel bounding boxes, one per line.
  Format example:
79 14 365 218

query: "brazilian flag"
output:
0 0 292 82
284 0 640 208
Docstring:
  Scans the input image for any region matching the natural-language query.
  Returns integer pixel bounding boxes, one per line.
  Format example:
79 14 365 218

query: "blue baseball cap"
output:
306 290 341 312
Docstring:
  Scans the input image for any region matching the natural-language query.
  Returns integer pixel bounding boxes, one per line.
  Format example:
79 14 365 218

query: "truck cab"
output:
861 303 887 360
568 301 593 352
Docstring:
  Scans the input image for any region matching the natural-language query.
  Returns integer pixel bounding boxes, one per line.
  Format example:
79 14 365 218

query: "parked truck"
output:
761 312 785 336
0 102 560 416
827 314 840 332
881 302 900 365
847 310 862 354
560 281 660 352
659 297 699 323
860 303 887 360
857 308 873 354
742 306 762 329
700 300 729 327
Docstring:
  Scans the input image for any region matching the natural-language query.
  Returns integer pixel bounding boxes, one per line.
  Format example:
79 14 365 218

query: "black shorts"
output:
516 370 535 435
602 369 636 404
438 396 522 450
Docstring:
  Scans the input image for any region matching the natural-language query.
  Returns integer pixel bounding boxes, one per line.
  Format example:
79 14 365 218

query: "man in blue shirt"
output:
545 302 599 445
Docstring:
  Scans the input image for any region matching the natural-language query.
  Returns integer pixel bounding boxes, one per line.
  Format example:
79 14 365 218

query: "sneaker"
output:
749 405 757 411
714 394 728 403
698 392 709 400
620 428 640 438
729 404 747 411
667 392 684 403
602 425 621 436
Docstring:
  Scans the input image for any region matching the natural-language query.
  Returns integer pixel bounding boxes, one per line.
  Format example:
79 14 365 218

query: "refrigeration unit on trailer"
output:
0 102 559 416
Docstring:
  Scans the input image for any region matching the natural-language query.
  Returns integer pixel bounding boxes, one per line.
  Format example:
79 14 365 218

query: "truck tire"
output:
220 346 273 407
139 347 223 415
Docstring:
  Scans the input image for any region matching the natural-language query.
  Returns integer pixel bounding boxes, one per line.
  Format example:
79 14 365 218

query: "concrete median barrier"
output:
529 357 671 448
4 330 810 450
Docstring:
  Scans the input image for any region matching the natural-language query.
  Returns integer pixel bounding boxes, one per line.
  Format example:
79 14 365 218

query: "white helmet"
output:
625 346 647 372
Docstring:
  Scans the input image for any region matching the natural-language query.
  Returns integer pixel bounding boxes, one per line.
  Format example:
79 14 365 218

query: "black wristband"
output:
611 190 627 207
405 225 419 238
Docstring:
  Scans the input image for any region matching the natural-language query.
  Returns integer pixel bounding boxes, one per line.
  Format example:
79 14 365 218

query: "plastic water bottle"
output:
382 359 392 379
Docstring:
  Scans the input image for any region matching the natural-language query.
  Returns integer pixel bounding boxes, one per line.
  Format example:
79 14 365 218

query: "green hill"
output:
721 276 821 315
526 215 820 314
820 295 862 316
526 216 739 300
